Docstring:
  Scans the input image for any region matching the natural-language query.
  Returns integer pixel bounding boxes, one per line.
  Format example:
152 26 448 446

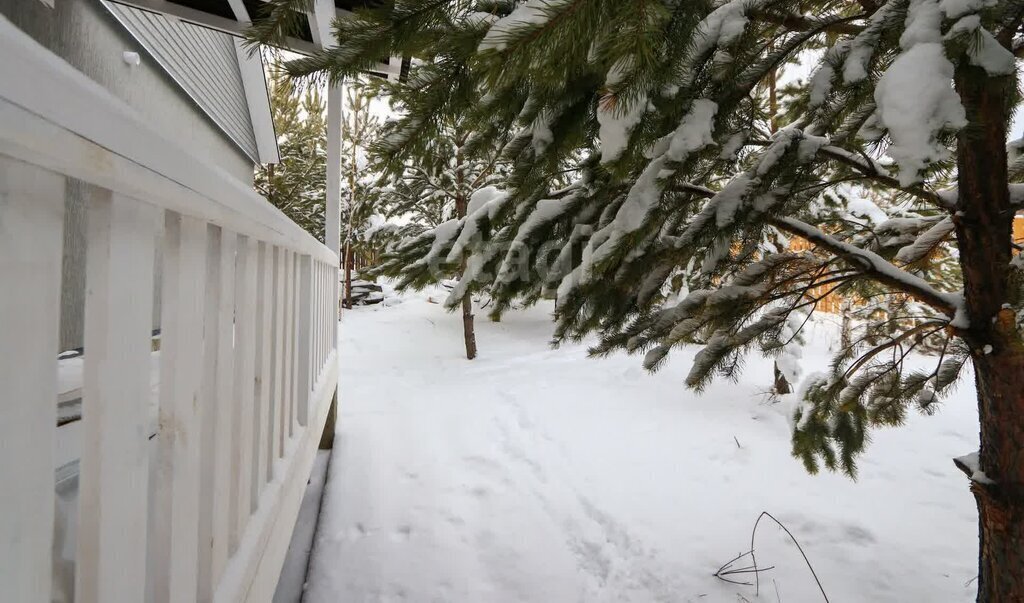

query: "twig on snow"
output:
713 512 829 602
713 550 775 586
749 512 829 602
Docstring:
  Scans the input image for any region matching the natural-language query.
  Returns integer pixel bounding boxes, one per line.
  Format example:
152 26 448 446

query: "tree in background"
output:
252 1 1024 597
338 85 383 308
358 69 512 360
255 66 327 242
373 118 510 359
256 62 385 302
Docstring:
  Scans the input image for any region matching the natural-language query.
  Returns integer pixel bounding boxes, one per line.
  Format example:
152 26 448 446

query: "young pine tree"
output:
338 85 383 308
371 110 510 360
255 64 328 241
251 1 1024 598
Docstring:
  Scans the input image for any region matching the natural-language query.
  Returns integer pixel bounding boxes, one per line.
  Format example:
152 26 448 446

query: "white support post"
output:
316 0 342 418
232 235 257 548
76 191 159 603
152 213 208 603
326 84 342 263
0 159 64 603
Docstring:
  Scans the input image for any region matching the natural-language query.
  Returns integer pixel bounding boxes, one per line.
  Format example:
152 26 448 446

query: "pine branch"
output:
749 10 866 35
817 146 950 209
770 217 960 314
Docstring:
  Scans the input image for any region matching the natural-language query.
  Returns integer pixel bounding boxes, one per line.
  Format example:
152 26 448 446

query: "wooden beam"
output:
226 0 251 23
308 0 333 48
105 0 321 55
234 39 280 164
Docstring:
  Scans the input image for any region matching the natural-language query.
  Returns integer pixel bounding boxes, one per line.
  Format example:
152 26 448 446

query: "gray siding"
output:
0 0 254 180
103 1 262 163
0 0 257 351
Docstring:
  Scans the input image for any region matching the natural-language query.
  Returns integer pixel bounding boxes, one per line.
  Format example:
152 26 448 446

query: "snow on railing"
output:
0 15 338 603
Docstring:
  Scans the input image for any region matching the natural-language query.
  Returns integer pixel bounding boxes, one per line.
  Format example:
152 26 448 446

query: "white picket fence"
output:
0 15 339 603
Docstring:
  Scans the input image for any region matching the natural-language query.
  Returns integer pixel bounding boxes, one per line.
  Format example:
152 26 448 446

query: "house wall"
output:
1 0 257 350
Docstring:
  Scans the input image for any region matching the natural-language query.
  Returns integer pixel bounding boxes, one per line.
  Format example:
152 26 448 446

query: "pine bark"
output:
343 242 353 310
953 60 1024 602
455 153 477 360
461 293 477 360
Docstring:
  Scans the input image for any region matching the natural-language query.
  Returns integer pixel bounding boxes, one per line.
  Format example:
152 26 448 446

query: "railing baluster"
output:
331 267 338 355
283 251 295 442
232 235 257 548
324 263 330 372
318 261 325 379
311 261 319 384
76 189 159 603
297 255 313 426
211 230 236 593
152 212 207 603
292 254 299 431
269 246 284 475
197 226 221 603
319 264 326 379
292 252 299 434
254 243 272 498
0 159 64 603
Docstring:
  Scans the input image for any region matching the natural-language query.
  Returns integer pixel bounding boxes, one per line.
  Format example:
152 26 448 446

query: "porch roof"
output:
106 0 400 77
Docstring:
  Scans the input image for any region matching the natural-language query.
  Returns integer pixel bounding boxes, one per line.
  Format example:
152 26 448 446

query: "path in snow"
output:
304 290 979 602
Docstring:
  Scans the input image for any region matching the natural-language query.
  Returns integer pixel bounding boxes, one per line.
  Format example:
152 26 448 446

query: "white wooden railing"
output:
0 15 339 603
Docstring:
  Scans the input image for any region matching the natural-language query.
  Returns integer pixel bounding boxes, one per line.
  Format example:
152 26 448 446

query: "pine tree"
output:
250 1 1024 597
367 99 511 359
256 64 328 242
338 85 384 308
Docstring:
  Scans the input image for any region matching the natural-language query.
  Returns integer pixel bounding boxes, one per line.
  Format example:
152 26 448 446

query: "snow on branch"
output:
444 186 509 263
771 216 963 317
818 146 950 208
873 0 967 186
893 216 954 264
478 0 574 52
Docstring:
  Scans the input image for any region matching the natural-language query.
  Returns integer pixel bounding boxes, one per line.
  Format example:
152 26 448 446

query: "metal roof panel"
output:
104 1 262 163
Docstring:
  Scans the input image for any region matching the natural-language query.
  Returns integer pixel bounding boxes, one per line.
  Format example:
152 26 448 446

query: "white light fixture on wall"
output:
122 51 141 67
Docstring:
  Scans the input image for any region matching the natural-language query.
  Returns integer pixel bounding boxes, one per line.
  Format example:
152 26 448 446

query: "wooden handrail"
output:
0 13 339 603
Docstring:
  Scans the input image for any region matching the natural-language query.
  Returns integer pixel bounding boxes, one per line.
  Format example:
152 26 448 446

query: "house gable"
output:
103 1 274 165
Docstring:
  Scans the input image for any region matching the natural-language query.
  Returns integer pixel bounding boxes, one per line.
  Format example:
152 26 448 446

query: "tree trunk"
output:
454 139 477 360
455 158 477 360
969 348 1024 601
953 58 1024 602
461 294 477 360
344 240 353 310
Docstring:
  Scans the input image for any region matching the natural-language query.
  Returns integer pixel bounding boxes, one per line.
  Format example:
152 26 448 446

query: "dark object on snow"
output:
349 280 384 305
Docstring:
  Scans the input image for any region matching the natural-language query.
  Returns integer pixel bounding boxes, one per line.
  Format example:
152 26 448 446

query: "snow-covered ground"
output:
305 288 979 602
